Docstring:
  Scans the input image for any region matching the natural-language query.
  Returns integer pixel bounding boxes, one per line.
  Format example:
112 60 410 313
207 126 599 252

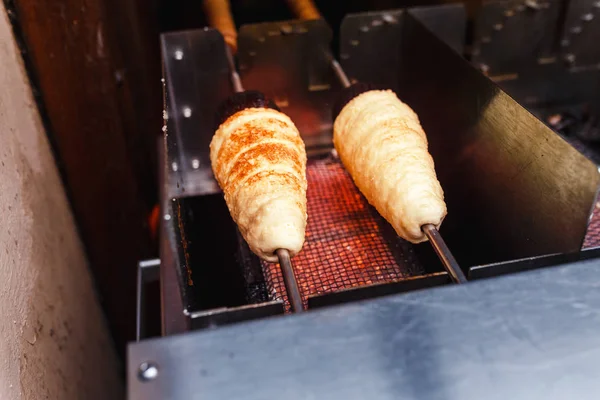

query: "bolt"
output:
525 0 541 10
561 39 570 47
571 26 582 34
171 162 178 172
360 26 369 32
174 49 184 60
164 214 171 221
371 19 383 27
481 36 491 43
582 13 594 22
192 159 200 169
382 14 398 24
494 23 503 31
182 107 192 118
564 53 576 65
138 362 159 381
479 63 490 74
280 24 293 35
350 40 359 46
504 10 515 17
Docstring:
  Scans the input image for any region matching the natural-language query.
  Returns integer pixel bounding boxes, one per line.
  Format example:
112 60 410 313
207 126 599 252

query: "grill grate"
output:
260 157 424 310
584 201 600 249
251 155 600 310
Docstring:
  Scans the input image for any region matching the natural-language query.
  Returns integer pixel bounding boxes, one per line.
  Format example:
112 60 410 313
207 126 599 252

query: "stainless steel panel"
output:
338 4 467 91
471 0 561 76
396 13 600 267
161 28 231 198
237 19 338 151
128 258 600 400
560 0 600 68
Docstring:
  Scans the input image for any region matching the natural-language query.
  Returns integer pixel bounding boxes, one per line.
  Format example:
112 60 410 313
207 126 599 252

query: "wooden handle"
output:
285 0 321 20
203 0 238 54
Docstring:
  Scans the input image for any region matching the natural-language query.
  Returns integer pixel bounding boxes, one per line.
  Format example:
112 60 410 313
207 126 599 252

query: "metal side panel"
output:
237 19 338 152
128 258 600 400
396 13 600 267
161 28 231 198
339 4 466 91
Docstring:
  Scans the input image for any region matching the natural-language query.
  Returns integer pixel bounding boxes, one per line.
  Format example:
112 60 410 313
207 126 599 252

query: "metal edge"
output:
307 272 450 309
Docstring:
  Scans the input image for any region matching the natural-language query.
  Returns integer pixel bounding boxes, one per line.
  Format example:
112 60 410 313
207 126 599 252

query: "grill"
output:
155 6 600 334
260 156 424 310
130 3 600 399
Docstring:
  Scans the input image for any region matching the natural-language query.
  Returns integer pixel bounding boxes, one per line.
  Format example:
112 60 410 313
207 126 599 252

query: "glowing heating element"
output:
261 158 425 310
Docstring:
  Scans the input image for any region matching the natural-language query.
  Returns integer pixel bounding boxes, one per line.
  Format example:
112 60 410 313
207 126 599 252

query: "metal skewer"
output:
327 53 466 284
275 249 304 313
225 47 244 93
422 224 467 284
224 44 306 311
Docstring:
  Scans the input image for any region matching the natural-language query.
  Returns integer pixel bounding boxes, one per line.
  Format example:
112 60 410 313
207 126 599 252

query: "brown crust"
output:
224 142 304 190
215 115 304 179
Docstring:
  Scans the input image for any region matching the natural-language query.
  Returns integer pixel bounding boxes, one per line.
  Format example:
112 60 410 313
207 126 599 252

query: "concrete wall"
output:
0 5 122 400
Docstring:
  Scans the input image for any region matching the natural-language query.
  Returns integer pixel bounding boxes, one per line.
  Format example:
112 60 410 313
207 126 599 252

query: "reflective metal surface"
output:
339 5 466 91
161 28 231 198
128 257 600 400
395 13 600 267
238 19 338 151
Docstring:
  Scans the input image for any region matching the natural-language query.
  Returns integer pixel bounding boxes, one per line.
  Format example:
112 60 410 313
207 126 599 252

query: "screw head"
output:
582 13 594 22
138 362 159 381
280 24 293 35
564 53 576 65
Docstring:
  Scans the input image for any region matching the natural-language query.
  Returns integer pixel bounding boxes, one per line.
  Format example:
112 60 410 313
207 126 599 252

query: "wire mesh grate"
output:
260 157 424 310
583 201 600 249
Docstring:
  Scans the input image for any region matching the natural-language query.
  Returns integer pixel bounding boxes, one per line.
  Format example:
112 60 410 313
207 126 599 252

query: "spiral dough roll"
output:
333 90 446 243
210 108 308 262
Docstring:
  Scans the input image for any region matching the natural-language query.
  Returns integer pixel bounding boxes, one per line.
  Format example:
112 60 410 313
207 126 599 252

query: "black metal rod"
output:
276 249 304 313
225 46 244 93
422 224 467 284
331 59 351 88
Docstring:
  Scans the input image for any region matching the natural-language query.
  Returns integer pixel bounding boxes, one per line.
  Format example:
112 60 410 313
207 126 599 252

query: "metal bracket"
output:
136 258 160 341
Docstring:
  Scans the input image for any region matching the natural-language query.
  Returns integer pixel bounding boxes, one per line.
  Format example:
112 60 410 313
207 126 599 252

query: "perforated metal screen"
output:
260 157 425 310
256 156 600 310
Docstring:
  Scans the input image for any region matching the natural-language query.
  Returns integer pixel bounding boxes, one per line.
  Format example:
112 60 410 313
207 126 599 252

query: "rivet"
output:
164 214 171 221
582 13 594 22
182 107 192 118
171 162 178 172
571 26 582 34
138 362 159 381
192 159 200 169
382 14 397 24
174 49 184 60
280 24 293 35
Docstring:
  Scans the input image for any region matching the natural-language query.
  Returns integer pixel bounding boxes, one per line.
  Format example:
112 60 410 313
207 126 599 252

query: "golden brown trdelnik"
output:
210 107 308 262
